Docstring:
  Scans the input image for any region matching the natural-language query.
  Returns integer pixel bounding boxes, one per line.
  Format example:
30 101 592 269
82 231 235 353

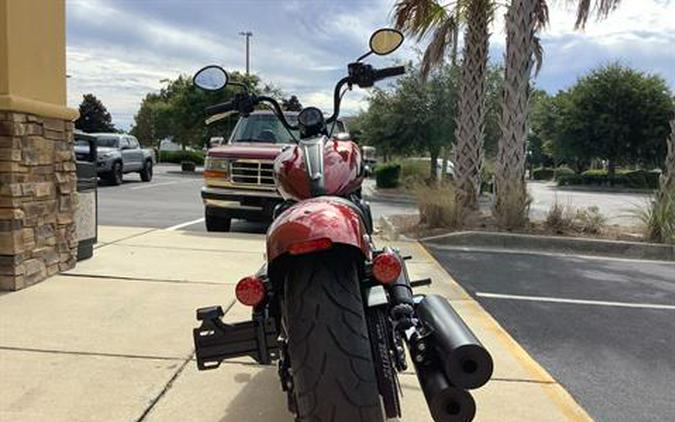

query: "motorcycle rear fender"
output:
266 197 369 262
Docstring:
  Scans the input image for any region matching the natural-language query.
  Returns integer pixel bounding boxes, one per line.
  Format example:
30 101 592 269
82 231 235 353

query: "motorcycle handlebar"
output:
372 66 406 82
205 101 236 115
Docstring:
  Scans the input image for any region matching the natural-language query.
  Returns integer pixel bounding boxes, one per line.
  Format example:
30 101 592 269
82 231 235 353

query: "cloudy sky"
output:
66 0 675 130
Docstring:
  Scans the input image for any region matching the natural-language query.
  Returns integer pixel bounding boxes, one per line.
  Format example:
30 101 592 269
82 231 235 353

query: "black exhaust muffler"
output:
413 358 476 422
416 295 493 389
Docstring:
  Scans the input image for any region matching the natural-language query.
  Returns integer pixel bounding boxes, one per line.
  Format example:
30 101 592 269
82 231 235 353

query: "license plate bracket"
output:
193 305 278 369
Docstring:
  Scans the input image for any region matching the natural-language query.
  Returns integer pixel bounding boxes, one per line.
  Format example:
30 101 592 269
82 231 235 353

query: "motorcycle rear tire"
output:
285 251 384 422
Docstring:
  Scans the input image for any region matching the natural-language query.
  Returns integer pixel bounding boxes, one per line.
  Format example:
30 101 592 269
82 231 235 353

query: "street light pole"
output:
238 31 253 75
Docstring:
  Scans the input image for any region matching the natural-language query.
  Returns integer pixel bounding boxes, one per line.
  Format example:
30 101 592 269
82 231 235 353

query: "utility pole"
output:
239 31 253 75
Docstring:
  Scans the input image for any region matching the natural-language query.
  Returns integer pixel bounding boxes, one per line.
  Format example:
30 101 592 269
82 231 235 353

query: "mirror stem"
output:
356 50 373 62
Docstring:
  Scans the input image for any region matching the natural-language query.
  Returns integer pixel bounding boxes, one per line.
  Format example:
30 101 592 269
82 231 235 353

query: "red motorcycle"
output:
192 28 493 422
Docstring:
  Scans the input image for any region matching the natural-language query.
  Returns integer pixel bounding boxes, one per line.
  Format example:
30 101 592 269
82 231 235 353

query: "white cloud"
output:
66 0 675 130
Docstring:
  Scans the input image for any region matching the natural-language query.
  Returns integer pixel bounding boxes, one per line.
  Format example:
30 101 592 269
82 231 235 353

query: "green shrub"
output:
414 182 464 229
532 167 554 180
375 163 401 188
399 159 428 187
481 161 495 193
159 150 205 165
557 174 584 186
559 169 660 189
632 192 675 244
553 167 575 180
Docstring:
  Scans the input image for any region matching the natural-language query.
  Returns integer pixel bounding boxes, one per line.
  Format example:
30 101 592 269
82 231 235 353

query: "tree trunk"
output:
450 7 460 66
607 160 616 179
453 0 491 210
494 0 537 229
429 149 439 183
658 117 675 199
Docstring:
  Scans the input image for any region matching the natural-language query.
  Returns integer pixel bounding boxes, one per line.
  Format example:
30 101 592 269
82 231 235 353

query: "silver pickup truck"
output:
74 133 155 185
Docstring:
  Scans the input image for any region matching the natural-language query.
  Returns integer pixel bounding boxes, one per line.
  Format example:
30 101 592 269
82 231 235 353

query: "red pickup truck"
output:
202 110 345 231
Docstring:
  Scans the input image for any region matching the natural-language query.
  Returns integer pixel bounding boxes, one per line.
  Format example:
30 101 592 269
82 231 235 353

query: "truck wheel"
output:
107 162 123 185
284 251 385 422
205 212 231 232
140 160 153 182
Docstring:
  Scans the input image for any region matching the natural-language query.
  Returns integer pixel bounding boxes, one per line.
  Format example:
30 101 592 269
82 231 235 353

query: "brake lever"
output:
205 111 236 125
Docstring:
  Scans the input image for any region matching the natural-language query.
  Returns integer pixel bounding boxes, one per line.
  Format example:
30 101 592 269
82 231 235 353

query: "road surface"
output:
426 245 675 422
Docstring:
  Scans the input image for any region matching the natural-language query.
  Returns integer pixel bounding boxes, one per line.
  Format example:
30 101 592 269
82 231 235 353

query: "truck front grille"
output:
230 160 275 188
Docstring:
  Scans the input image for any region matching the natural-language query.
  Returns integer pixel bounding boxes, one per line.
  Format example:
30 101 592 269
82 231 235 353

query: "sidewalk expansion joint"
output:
0 345 184 361
136 352 194 422
94 228 159 250
105 242 264 255
60 272 230 286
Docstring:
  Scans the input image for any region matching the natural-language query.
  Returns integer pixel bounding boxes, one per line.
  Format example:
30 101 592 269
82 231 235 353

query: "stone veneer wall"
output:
0 111 77 290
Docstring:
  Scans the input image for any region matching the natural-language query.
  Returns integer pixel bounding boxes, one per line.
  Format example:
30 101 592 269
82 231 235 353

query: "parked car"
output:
202 110 346 231
75 133 155 185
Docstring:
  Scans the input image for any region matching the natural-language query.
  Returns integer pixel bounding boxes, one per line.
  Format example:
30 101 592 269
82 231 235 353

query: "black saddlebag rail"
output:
193 305 278 369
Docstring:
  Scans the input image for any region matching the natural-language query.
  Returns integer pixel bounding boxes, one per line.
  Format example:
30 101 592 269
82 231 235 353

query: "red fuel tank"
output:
274 138 364 200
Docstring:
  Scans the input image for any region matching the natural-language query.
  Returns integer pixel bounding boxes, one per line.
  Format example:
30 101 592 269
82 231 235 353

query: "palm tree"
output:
493 0 623 228
394 0 494 209
492 0 548 228
659 117 675 200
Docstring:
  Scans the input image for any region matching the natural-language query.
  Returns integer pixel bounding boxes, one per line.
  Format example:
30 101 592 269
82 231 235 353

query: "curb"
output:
421 231 674 261
364 191 416 204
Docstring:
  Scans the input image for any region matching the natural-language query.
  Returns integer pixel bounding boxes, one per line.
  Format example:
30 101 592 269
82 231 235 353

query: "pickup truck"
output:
74 133 155 185
202 110 345 231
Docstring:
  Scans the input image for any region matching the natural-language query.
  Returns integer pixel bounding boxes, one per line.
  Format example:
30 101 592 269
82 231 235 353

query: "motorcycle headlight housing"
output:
204 156 230 179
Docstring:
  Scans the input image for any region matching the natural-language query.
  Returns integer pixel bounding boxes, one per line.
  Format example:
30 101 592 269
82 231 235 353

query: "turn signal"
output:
235 276 266 307
372 252 401 284
287 238 333 255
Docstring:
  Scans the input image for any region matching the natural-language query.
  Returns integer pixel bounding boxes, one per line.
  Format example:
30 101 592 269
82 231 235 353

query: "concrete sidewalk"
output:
0 226 592 421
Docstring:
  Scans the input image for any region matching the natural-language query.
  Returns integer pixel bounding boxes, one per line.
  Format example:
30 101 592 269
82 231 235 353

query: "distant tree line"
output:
528 63 674 176
129 73 302 149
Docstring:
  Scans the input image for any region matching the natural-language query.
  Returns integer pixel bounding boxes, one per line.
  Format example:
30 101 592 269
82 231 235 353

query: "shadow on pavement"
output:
222 366 291 422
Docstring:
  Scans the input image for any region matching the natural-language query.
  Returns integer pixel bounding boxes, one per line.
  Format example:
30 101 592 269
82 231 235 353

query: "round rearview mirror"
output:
369 28 404 56
193 65 228 91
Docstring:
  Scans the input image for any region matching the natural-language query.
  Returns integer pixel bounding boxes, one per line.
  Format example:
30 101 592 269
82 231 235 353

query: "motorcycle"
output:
191 28 493 422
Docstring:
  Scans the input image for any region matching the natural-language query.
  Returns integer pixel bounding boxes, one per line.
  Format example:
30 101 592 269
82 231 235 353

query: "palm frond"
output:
534 0 549 31
420 15 458 79
533 35 544 75
574 0 622 29
393 0 450 40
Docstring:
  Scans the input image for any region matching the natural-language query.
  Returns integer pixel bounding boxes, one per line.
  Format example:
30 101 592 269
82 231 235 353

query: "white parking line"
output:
165 217 205 231
475 292 675 310
129 181 181 190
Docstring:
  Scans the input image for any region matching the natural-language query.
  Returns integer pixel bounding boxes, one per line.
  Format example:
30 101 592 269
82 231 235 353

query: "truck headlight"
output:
204 156 230 179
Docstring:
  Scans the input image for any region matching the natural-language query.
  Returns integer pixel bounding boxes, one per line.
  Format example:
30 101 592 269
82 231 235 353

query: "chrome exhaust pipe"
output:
416 294 493 389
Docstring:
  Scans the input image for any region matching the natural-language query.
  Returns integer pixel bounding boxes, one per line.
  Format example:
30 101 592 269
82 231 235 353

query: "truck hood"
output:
74 145 117 155
208 143 287 161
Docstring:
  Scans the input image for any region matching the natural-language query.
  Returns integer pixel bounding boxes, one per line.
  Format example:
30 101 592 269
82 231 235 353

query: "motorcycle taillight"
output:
235 276 266 307
372 252 401 284
287 237 333 255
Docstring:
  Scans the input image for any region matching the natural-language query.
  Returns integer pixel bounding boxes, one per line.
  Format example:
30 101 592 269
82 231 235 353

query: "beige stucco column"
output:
0 0 80 290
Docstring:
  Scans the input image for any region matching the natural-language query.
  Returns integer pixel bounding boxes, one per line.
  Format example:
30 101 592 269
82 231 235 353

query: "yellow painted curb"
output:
418 242 594 421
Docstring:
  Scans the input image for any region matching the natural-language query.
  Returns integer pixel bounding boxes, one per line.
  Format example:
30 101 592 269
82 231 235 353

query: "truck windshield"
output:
95 136 119 148
230 113 345 144
230 114 299 144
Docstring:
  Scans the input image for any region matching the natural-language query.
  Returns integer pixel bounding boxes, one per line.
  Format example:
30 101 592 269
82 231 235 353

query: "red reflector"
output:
287 238 333 255
235 276 266 307
372 253 402 284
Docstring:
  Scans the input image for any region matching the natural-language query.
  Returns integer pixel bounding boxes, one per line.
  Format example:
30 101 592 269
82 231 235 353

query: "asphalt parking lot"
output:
425 246 675 422
96 164 417 232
